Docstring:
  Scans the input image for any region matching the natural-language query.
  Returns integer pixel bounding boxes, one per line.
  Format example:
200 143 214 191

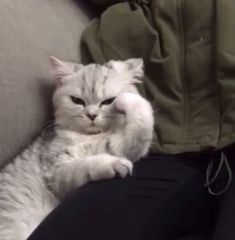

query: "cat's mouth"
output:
86 124 103 134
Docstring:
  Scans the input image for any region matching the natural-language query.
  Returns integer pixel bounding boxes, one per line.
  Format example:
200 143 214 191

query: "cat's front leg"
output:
44 149 91 197
45 150 132 197
111 92 154 161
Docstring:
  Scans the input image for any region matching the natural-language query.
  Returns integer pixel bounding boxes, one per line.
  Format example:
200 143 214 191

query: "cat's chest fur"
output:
56 130 109 156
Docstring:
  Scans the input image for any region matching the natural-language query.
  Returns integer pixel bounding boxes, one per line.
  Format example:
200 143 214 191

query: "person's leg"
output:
211 148 235 240
28 155 213 240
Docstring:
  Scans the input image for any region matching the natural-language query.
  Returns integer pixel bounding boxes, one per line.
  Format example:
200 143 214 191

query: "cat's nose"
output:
86 113 97 121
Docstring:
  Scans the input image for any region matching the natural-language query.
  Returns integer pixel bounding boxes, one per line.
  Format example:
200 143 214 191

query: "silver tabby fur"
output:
0 57 154 240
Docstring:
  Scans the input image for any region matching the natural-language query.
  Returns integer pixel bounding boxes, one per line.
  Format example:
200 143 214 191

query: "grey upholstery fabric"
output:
0 0 89 167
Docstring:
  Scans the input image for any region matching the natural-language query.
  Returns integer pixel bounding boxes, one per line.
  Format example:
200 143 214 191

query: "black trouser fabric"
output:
211 149 235 240
28 155 214 240
212 176 235 240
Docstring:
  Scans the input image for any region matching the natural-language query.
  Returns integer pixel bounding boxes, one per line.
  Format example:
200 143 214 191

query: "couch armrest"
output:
0 0 89 167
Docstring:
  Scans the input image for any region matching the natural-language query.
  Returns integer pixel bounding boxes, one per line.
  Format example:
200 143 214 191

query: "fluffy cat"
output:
0 57 154 240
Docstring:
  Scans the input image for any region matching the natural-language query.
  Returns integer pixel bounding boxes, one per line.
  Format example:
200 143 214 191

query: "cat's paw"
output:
115 92 143 114
115 92 153 124
87 155 133 181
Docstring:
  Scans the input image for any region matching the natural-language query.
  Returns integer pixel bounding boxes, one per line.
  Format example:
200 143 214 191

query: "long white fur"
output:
0 57 154 240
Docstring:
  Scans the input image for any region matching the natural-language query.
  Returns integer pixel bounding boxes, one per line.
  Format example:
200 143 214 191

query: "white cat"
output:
0 57 154 240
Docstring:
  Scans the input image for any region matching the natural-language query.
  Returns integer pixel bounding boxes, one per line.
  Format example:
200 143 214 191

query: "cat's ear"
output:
49 56 83 85
107 58 144 83
50 56 73 85
124 58 144 83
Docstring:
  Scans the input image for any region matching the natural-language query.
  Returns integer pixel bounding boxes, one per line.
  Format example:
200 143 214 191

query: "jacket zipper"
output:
177 0 188 145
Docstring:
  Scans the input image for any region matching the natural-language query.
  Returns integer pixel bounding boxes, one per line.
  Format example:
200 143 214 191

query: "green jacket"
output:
81 0 235 154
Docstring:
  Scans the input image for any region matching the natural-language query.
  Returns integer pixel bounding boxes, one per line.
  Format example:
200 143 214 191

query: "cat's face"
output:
50 57 144 134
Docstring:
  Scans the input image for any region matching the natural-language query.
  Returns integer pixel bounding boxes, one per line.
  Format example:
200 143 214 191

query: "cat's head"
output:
50 57 144 134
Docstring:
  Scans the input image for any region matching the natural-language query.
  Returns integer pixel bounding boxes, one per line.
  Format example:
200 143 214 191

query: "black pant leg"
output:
28 156 212 240
211 156 235 240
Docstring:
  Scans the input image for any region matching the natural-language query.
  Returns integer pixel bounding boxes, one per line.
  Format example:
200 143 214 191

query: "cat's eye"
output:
70 96 85 106
100 97 116 106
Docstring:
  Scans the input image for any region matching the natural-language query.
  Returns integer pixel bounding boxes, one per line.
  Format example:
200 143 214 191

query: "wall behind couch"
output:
0 0 90 167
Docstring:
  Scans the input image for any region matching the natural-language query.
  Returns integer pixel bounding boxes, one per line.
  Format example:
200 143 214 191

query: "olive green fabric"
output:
81 0 235 154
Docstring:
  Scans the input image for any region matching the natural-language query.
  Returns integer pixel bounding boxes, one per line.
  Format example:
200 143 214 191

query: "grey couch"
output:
0 0 89 168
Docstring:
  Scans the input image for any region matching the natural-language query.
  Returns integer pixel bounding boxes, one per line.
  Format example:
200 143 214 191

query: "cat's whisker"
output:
40 121 58 139
42 120 57 132
153 108 160 113
44 120 56 127
73 116 84 119
103 115 116 119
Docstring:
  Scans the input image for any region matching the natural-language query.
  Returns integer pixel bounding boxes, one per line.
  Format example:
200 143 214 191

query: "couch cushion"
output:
0 0 89 167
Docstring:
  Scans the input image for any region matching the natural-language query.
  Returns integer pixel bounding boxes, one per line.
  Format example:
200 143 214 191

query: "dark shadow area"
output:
71 0 123 17
71 0 100 18
38 78 55 121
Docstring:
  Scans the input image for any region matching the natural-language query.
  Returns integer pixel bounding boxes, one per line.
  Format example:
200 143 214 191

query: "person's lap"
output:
28 155 213 240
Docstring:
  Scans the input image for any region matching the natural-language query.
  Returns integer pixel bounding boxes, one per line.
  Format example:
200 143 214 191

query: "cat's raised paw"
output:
115 92 143 114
